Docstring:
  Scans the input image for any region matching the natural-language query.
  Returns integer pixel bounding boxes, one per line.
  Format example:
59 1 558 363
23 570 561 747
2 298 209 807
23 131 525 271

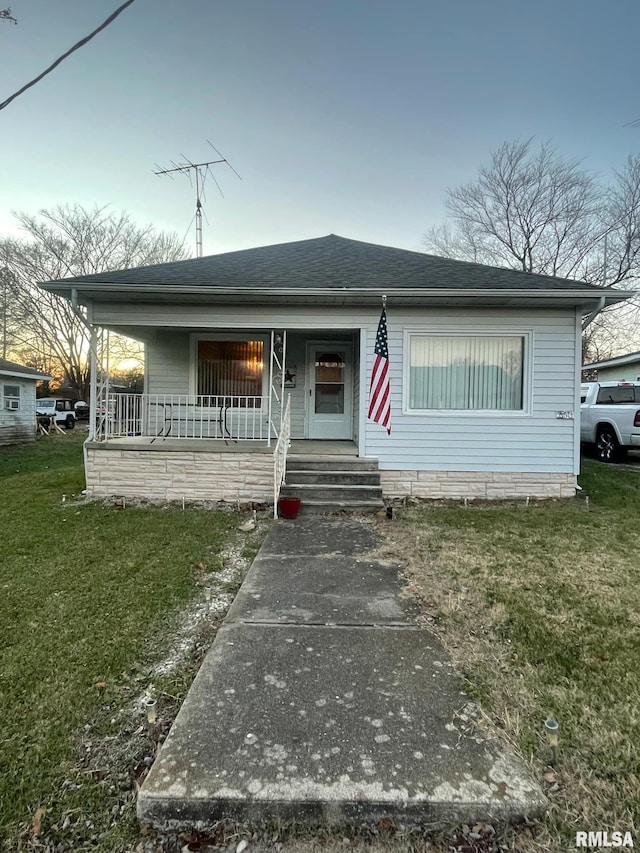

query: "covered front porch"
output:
91 329 363 447
85 325 370 510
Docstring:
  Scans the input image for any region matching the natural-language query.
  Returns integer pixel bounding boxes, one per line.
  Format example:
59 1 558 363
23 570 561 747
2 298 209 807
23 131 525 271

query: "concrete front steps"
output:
280 455 384 514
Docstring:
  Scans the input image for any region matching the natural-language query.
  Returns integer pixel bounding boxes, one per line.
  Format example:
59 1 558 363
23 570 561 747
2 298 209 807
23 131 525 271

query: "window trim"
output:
189 332 270 402
402 328 533 417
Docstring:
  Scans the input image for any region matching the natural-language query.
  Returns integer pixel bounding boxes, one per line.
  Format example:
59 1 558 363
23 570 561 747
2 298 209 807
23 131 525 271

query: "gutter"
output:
44 283 636 305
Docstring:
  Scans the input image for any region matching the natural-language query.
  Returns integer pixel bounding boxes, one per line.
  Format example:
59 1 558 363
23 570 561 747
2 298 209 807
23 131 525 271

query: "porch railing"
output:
273 394 291 518
103 393 271 441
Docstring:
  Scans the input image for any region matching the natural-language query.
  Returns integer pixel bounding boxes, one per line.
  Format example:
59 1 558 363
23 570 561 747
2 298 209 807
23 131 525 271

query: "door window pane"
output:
315 383 345 414
315 352 345 413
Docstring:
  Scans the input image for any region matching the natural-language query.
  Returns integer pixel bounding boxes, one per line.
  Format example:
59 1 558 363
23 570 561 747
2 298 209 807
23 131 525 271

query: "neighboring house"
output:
582 351 640 382
0 358 52 446
40 235 632 505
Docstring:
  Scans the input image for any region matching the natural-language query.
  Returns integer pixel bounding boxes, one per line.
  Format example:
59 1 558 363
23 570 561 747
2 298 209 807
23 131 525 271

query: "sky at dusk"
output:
1 0 639 259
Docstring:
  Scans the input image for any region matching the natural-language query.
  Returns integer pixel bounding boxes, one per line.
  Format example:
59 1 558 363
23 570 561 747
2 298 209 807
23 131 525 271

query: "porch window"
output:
197 340 264 404
407 335 525 411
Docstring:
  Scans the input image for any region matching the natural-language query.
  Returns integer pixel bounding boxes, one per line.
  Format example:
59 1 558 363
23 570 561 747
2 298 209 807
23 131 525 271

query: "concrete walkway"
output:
138 517 545 831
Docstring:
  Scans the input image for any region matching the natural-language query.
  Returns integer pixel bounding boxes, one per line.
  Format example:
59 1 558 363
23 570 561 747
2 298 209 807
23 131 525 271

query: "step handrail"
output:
273 394 291 518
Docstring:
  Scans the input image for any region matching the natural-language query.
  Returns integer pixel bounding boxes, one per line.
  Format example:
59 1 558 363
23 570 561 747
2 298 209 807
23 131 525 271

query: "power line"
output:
0 1 136 112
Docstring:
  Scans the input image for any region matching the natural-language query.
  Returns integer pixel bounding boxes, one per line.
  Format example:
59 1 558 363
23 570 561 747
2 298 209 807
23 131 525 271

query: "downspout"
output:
582 296 606 331
573 309 583 479
579 284 607 485
583 233 608 332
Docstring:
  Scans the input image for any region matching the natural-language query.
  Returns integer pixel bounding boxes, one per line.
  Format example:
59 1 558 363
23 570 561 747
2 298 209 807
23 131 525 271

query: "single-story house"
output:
0 358 52 446
40 235 632 508
582 351 640 382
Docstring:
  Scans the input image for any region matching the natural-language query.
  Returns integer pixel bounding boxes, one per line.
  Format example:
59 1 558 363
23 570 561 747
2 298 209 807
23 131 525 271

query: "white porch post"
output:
93 327 109 441
269 329 287 445
359 325 368 458
268 331 274 448
88 326 97 441
280 330 287 431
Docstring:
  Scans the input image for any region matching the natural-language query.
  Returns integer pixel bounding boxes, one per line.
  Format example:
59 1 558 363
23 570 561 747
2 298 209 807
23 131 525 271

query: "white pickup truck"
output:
580 381 640 462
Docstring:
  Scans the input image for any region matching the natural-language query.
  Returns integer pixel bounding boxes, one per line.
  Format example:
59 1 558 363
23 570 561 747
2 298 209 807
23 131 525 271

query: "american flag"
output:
368 304 391 434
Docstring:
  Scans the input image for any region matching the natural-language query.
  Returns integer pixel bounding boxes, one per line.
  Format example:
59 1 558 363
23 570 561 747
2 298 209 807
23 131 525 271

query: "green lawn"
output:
383 461 640 852
2 434 639 853
0 432 240 851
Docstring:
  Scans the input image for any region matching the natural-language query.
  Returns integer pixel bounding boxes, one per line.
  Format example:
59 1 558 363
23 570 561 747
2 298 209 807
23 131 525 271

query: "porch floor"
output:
88 438 359 455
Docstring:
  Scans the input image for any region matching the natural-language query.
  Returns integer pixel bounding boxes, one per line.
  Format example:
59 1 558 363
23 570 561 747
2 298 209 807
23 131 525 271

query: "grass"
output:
0 431 243 852
2 433 639 852
380 461 640 851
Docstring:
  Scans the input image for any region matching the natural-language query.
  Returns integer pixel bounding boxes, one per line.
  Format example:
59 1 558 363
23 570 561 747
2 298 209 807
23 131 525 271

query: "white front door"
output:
306 343 353 439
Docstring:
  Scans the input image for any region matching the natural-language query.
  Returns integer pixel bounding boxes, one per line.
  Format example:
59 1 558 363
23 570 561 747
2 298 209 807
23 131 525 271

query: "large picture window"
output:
197 340 264 403
407 334 525 411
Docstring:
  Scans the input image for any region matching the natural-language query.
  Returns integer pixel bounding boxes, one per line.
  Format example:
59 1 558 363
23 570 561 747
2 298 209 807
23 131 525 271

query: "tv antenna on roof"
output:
154 141 241 258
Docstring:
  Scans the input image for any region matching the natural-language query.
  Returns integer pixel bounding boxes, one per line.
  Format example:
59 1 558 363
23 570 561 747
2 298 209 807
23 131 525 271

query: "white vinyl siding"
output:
92 303 373 330
282 334 307 439
146 333 190 395
366 309 577 475
95 303 579 475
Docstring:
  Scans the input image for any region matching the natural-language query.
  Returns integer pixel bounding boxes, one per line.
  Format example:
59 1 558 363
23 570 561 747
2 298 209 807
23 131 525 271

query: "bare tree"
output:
424 139 640 358
0 267 21 358
1 204 187 397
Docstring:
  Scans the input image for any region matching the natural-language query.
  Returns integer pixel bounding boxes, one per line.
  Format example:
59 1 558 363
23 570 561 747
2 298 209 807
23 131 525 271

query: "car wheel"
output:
65 415 75 430
596 427 622 462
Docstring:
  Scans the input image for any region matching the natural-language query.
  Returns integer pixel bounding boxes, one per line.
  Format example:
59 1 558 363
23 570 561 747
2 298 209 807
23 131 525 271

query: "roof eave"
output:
583 351 640 369
40 282 635 306
0 368 52 381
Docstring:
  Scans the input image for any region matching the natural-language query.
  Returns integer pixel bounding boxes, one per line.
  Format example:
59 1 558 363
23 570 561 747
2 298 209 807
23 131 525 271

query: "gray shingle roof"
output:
41 234 613 294
0 358 51 380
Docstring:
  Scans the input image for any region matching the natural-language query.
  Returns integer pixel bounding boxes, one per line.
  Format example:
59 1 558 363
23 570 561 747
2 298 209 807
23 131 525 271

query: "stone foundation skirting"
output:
86 447 274 502
86 447 577 504
380 469 577 500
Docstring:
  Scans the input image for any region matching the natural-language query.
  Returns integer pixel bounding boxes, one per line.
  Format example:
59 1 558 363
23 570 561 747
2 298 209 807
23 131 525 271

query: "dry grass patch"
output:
376 462 640 851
